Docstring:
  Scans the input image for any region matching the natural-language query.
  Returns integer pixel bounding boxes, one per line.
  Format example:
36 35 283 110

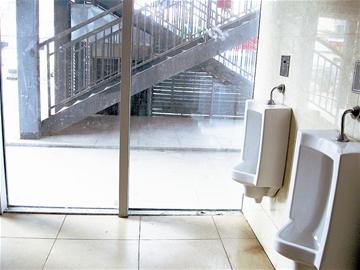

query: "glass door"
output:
0 0 132 212
0 0 260 214
0 19 7 213
128 0 260 210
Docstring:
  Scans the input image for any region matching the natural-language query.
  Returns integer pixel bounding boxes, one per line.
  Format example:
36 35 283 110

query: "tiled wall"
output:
243 1 360 269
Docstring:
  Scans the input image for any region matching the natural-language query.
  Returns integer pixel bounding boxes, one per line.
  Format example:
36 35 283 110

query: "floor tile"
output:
58 215 140 239
222 238 274 270
213 215 256 239
44 239 138 269
141 216 219 240
0 238 54 270
140 240 231 269
0 214 65 238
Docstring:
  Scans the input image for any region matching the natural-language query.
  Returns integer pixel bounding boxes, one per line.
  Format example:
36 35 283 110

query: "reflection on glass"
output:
129 0 260 210
1 0 122 209
310 17 347 124
0 0 260 211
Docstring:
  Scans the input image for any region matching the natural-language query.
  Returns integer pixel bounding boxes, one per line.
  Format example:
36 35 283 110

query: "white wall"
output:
244 1 360 269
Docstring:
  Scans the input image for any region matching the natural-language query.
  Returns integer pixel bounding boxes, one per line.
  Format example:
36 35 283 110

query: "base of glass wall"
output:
3 206 242 216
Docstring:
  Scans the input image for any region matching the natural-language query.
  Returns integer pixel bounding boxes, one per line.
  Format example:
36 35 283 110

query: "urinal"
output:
275 129 360 269
232 99 291 202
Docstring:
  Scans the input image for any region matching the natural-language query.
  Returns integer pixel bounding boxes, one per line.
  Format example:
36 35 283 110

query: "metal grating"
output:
152 70 250 118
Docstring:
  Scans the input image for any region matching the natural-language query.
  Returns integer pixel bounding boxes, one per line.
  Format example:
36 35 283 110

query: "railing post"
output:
189 0 194 38
207 0 212 29
54 0 71 111
46 43 51 117
210 76 215 117
146 87 153 116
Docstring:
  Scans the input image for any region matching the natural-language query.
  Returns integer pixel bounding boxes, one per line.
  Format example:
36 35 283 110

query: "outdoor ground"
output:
2 74 245 210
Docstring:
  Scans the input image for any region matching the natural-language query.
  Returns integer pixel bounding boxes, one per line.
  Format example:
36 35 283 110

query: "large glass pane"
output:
1 0 124 209
129 0 261 209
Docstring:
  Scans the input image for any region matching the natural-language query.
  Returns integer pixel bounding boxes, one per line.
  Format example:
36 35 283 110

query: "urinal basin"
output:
233 161 278 202
232 161 256 184
232 99 291 202
275 129 360 269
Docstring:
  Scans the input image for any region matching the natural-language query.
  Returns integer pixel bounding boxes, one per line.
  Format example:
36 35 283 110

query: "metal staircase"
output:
39 0 259 134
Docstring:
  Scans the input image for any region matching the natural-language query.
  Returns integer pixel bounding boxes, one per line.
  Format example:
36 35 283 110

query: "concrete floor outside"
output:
2 72 246 210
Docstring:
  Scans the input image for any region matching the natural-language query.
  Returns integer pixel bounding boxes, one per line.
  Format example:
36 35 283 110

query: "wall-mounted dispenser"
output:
280 55 290 77
352 60 360 94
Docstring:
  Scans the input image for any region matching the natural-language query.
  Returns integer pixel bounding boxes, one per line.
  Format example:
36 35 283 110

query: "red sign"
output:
217 0 232 9
234 37 258 51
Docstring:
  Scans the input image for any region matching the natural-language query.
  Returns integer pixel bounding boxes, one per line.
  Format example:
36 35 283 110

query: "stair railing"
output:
39 0 259 118
39 3 122 117
132 0 259 70
214 36 258 82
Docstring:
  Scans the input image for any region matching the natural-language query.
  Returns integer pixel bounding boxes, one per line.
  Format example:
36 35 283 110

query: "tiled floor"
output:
0 213 274 270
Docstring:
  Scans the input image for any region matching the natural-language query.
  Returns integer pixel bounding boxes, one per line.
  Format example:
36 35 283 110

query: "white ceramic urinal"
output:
275 130 360 269
232 100 291 202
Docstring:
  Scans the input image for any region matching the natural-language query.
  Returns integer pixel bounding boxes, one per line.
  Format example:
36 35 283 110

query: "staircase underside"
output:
199 58 252 88
41 13 259 135
200 59 253 99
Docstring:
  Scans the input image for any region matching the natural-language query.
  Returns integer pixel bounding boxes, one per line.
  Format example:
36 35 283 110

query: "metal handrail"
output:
132 11 257 71
59 20 120 51
215 54 253 78
39 3 122 48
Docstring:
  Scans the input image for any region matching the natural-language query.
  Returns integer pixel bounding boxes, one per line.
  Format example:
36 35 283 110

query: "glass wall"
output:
0 0 260 211
128 0 260 209
1 0 123 209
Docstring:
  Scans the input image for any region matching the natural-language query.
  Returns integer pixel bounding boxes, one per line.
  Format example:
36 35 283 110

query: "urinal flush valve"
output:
267 84 286 105
336 106 360 142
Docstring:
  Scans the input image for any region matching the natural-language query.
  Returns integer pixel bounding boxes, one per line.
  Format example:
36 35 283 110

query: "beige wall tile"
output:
242 201 294 270
244 1 360 269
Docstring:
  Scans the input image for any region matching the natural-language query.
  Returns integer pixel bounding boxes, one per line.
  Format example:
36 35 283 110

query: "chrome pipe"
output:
336 106 360 142
267 84 285 105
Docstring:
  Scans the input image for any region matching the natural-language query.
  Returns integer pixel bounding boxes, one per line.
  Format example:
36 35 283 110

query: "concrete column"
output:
16 0 41 139
54 0 71 110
